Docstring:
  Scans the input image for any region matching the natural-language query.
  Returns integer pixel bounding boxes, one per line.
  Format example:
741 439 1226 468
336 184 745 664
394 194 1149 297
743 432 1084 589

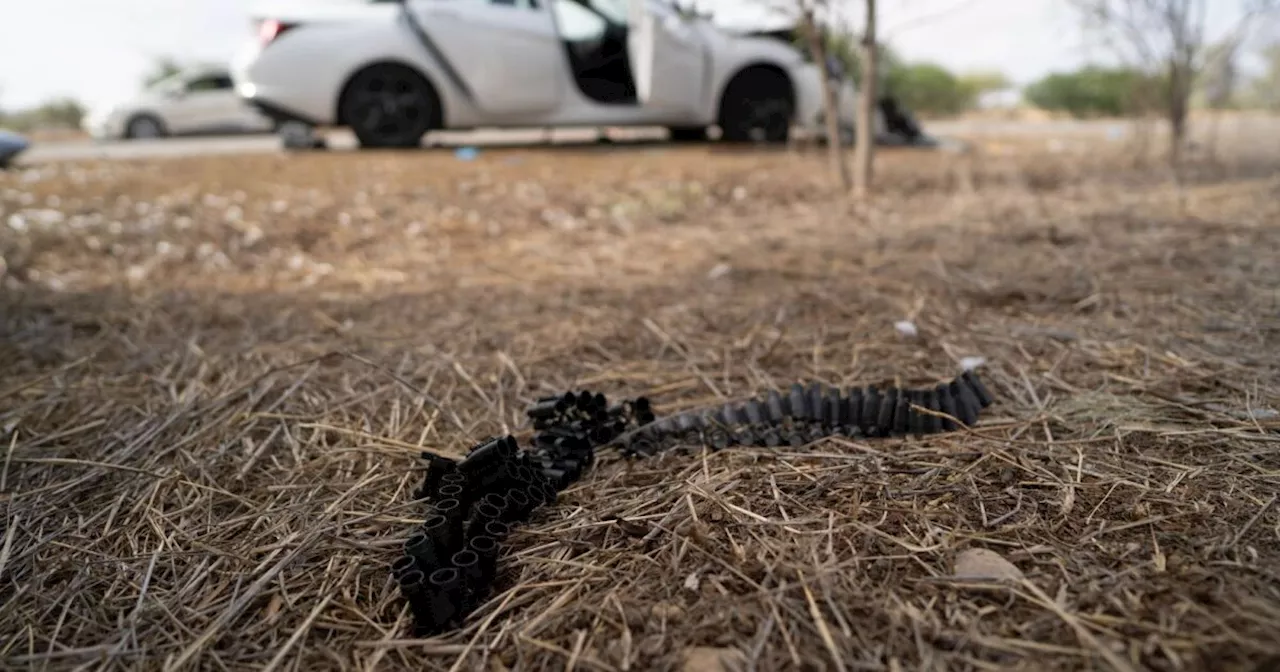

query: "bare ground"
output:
1 135 1279 672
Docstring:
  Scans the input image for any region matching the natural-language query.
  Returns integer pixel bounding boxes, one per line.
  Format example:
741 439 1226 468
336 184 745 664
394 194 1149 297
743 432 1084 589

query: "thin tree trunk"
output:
1166 48 1196 168
1206 107 1220 165
1168 71 1189 167
853 0 877 198
802 9 851 189
1165 57 1193 214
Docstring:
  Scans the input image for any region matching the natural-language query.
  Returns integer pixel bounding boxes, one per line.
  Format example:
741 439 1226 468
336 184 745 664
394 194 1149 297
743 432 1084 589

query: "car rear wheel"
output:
125 115 167 140
339 63 439 150
717 68 793 145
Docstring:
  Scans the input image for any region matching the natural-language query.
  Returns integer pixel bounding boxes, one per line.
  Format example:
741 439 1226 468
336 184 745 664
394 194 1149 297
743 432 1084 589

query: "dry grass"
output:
2 133 1279 672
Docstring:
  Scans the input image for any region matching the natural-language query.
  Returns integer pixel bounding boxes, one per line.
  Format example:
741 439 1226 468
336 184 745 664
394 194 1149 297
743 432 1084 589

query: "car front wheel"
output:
125 115 167 140
717 68 794 145
339 63 439 150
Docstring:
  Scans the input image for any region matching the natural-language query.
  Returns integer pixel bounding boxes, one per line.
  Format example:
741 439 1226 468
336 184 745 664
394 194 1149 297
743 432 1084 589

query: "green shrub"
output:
884 63 974 116
1025 66 1161 117
0 97 87 133
787 25 1007 116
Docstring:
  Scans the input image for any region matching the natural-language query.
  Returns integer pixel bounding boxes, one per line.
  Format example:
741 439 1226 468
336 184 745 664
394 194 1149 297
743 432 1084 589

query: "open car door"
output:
626 0 706 117
406 0 563 116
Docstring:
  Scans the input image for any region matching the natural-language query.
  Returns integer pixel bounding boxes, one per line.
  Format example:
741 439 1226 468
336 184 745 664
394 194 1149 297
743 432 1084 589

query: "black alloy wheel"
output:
340 63 439 149
717 69 793 145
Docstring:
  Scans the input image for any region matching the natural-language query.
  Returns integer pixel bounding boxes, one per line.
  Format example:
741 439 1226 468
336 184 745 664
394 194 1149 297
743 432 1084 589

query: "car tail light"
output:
259 19 297 47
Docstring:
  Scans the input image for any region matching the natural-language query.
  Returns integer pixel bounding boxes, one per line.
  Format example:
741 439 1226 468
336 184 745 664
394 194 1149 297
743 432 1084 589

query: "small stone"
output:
650 602 685 622
682 647 746 672
707 263 731 280
953 548 1025 582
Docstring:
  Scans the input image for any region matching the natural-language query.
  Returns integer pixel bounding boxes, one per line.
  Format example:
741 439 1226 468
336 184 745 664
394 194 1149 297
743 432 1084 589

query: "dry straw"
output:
2 129 1278 670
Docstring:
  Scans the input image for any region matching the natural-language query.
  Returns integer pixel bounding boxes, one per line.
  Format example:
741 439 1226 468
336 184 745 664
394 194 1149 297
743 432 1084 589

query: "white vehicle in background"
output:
84 65 276 141
232 0 861 149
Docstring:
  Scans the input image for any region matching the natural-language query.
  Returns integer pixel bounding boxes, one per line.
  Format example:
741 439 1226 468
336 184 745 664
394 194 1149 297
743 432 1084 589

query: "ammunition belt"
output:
393 370 994 635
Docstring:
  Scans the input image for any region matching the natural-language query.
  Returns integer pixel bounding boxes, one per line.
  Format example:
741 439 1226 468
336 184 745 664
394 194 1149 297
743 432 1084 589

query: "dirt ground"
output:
2 134 1279 672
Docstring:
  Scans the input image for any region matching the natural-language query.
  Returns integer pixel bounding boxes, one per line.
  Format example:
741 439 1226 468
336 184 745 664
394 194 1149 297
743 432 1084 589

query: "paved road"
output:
21 127 669 164
17 116 1276 164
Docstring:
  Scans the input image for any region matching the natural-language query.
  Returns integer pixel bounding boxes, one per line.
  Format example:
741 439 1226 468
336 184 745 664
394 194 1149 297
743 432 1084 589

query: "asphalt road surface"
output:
22 127 668 164
17 116 1277 164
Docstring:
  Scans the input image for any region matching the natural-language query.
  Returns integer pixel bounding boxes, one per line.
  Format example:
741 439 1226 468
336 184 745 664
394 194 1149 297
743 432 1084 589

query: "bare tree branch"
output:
1064 0 1278 166
880 0 981 40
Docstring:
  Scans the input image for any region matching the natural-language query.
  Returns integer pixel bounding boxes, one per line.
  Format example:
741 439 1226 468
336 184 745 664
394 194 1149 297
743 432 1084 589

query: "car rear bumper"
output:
233 37 337 128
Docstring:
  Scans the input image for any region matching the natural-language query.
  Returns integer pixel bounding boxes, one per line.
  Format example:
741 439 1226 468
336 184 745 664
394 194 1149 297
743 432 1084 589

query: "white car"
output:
84 65 276 141
232 0 860 149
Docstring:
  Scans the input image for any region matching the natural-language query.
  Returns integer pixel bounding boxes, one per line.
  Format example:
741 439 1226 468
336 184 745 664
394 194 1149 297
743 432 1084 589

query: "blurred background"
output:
4 0 1277 142
2 2 1280 670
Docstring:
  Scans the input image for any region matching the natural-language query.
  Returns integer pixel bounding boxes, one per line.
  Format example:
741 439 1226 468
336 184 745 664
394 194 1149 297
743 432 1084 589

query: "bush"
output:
1025 66 1161 118
789 28 904 88
788 26 1006 116
884 63 974 116
957 71 1012 101
0 98 87 133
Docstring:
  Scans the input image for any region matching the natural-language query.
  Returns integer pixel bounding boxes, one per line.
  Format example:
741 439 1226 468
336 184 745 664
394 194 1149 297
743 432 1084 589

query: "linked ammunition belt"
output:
393 370 994 636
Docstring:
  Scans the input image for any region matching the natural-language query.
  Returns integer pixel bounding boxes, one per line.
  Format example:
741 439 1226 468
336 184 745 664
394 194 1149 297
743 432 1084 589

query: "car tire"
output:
339 63 440 150
717 67 793 145
124 114 167 140
667 126 708 143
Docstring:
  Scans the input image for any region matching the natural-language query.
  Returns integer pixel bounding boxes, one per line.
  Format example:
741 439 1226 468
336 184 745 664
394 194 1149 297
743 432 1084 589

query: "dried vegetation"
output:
2 131 1279 671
